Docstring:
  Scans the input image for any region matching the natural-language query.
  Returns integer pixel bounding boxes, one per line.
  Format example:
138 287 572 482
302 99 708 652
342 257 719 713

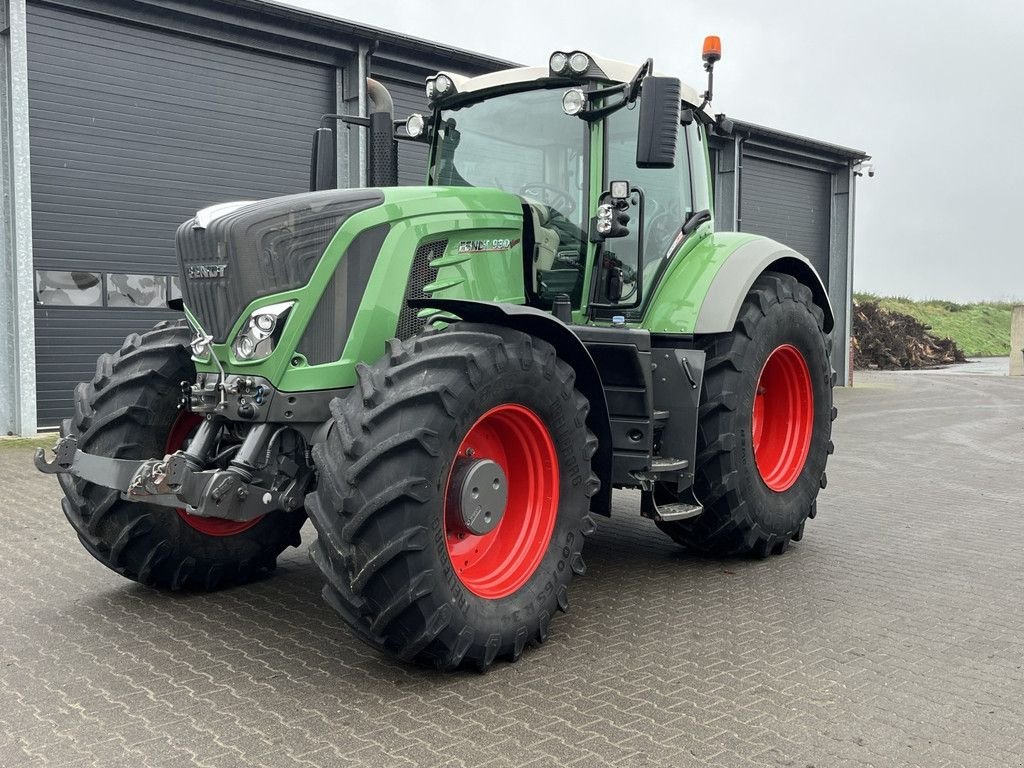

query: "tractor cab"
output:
404 51 719 317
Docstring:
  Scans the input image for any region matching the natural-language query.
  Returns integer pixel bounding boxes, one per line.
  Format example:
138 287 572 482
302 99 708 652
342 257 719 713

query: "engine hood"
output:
176 188 384 342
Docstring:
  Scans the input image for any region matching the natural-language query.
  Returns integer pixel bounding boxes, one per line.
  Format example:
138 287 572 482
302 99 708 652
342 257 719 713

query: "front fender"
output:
407 298 614 516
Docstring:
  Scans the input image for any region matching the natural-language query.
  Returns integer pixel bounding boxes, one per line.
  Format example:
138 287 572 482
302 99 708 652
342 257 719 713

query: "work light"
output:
435 75 453 95
406 113 425 138
549 51 569 74
568 52 590 74
561 88 586 116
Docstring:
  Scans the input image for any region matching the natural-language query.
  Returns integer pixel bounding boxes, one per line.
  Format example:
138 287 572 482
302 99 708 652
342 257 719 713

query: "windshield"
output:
433 88 589 305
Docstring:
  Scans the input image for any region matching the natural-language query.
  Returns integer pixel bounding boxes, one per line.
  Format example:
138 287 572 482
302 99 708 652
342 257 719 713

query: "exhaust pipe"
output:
309 78 399 192
366 78 398 188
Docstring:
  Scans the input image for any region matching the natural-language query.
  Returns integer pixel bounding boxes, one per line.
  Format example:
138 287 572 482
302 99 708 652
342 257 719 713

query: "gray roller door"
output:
27 4 335 426
740 155 831 286
376 77 430 186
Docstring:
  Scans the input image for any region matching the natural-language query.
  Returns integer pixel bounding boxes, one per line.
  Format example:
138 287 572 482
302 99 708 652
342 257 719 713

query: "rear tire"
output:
306 324 599 671
59 320 305 590
657 272 835 557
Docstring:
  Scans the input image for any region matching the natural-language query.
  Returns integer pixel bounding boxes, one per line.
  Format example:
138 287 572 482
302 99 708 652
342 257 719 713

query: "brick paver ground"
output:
2 370 1022 767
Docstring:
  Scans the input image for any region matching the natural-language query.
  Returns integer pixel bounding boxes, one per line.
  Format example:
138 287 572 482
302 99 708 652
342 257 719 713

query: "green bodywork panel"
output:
641 228 759 334
191 186 526 391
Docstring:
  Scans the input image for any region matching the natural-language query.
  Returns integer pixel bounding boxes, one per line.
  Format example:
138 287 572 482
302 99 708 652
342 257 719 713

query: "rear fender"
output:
407 298 613 516
694 238 834 334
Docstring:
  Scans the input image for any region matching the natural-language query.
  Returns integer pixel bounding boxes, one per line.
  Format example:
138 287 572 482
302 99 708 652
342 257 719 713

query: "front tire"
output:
59 320 306 590
306 324 599 671
657 272 835 557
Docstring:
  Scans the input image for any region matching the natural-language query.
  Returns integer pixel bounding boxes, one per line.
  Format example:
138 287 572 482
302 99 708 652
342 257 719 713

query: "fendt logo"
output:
187 264 228 279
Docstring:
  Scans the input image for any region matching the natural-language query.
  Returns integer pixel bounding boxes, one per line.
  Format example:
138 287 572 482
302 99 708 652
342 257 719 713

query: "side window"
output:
687 122 712 214
604 103 693 279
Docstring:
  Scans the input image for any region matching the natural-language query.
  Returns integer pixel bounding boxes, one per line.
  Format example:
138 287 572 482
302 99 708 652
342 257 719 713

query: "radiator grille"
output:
396 240 446 341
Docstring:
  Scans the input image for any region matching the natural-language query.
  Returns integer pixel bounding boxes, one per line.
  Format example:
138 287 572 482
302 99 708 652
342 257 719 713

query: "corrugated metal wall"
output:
27 3 335 426
739 155 832 287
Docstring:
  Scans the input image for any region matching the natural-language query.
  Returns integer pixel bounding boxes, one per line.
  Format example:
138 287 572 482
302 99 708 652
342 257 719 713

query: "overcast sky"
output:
282 0 1024 302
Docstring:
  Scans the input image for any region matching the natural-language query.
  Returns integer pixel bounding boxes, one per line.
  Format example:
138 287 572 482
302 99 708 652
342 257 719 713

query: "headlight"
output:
596 203 614 235
568 52 590 74
406 113 426 138
562 88 586 116
549 51 569 74
233 301 294 362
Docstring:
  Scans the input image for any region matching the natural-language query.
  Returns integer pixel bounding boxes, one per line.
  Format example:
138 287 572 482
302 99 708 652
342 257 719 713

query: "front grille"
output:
176 189 383 341
396 240 446 341
296 224 390 365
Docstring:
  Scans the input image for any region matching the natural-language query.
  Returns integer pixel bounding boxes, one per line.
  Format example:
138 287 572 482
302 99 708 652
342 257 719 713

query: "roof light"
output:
568 52 590 75
426 78 436 99
561 88 586 116
435 74 453 95
549 51 569 75
702 35 722 64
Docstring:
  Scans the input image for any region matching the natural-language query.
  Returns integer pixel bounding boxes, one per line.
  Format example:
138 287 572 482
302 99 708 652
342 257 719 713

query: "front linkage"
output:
36 406 309 525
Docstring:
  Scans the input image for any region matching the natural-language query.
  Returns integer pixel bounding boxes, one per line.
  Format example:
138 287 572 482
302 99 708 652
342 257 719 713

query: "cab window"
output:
604 102 694 291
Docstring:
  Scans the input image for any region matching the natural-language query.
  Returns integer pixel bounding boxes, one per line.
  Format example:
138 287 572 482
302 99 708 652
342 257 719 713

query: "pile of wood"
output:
852 300 967 369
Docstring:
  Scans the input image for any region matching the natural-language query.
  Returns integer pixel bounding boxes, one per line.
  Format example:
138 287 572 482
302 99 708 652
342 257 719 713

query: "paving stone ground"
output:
2 370 1022 767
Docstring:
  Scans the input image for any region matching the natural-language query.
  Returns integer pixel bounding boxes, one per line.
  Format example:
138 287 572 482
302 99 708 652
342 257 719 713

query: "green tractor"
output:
36 38 834 671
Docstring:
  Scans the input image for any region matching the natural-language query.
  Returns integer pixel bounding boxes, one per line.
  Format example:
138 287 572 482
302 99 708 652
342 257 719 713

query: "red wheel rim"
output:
443 404 559 599
166 411 263 537
751 344 814 492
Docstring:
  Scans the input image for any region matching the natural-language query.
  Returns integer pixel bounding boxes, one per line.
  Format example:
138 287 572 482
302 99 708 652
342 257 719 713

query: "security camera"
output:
855 162 875 178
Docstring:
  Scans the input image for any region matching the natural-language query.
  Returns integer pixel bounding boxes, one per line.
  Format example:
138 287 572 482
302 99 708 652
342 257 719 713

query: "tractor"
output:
36 37 835 671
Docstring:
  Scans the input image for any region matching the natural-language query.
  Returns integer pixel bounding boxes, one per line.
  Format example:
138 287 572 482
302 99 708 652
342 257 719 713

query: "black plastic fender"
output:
407 298 613 516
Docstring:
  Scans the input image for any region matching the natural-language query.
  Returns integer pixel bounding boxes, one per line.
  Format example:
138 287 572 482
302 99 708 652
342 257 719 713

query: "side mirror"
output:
636 76 681 169
309 127 337 192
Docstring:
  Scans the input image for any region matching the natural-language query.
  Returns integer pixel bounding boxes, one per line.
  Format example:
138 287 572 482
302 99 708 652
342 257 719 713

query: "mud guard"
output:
694 240 835 335
407 298 614 516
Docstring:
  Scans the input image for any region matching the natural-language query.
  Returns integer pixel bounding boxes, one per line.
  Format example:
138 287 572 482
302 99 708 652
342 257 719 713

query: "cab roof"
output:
435 53 710 118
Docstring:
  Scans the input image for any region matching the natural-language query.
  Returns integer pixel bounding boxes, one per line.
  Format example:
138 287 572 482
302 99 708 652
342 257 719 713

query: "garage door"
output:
740 155 831 287
27 4 335 427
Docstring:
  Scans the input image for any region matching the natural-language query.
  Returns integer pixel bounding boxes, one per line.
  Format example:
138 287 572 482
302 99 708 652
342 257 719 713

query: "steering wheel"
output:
519 183 576 214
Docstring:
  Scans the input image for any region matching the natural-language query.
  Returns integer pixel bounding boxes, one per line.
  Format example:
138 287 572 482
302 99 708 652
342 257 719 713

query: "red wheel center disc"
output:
751 344 814 492
166 412 263 537
443 404 559 599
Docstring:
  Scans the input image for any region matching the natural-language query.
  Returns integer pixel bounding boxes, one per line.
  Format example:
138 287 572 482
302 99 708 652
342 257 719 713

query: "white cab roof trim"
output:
437 54 708 116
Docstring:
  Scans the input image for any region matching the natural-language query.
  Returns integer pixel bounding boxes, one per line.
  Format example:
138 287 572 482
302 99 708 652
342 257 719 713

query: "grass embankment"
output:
853 293 1015 358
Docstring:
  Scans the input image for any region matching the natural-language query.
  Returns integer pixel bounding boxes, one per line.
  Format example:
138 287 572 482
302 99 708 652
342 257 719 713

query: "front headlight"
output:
233 301 294 362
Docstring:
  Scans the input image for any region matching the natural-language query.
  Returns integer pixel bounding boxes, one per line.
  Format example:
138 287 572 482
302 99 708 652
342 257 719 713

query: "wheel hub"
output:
453 458 508 535
751 344 814 492
442 403 560 599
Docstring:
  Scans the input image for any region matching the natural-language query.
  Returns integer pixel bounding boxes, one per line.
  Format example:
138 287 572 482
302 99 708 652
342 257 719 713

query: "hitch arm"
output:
35 435 147 491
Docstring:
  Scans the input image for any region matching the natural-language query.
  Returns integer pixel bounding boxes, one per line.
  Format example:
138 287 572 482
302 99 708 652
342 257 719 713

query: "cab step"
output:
640 488 703 522
649 501 703 521
649 456 688 473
